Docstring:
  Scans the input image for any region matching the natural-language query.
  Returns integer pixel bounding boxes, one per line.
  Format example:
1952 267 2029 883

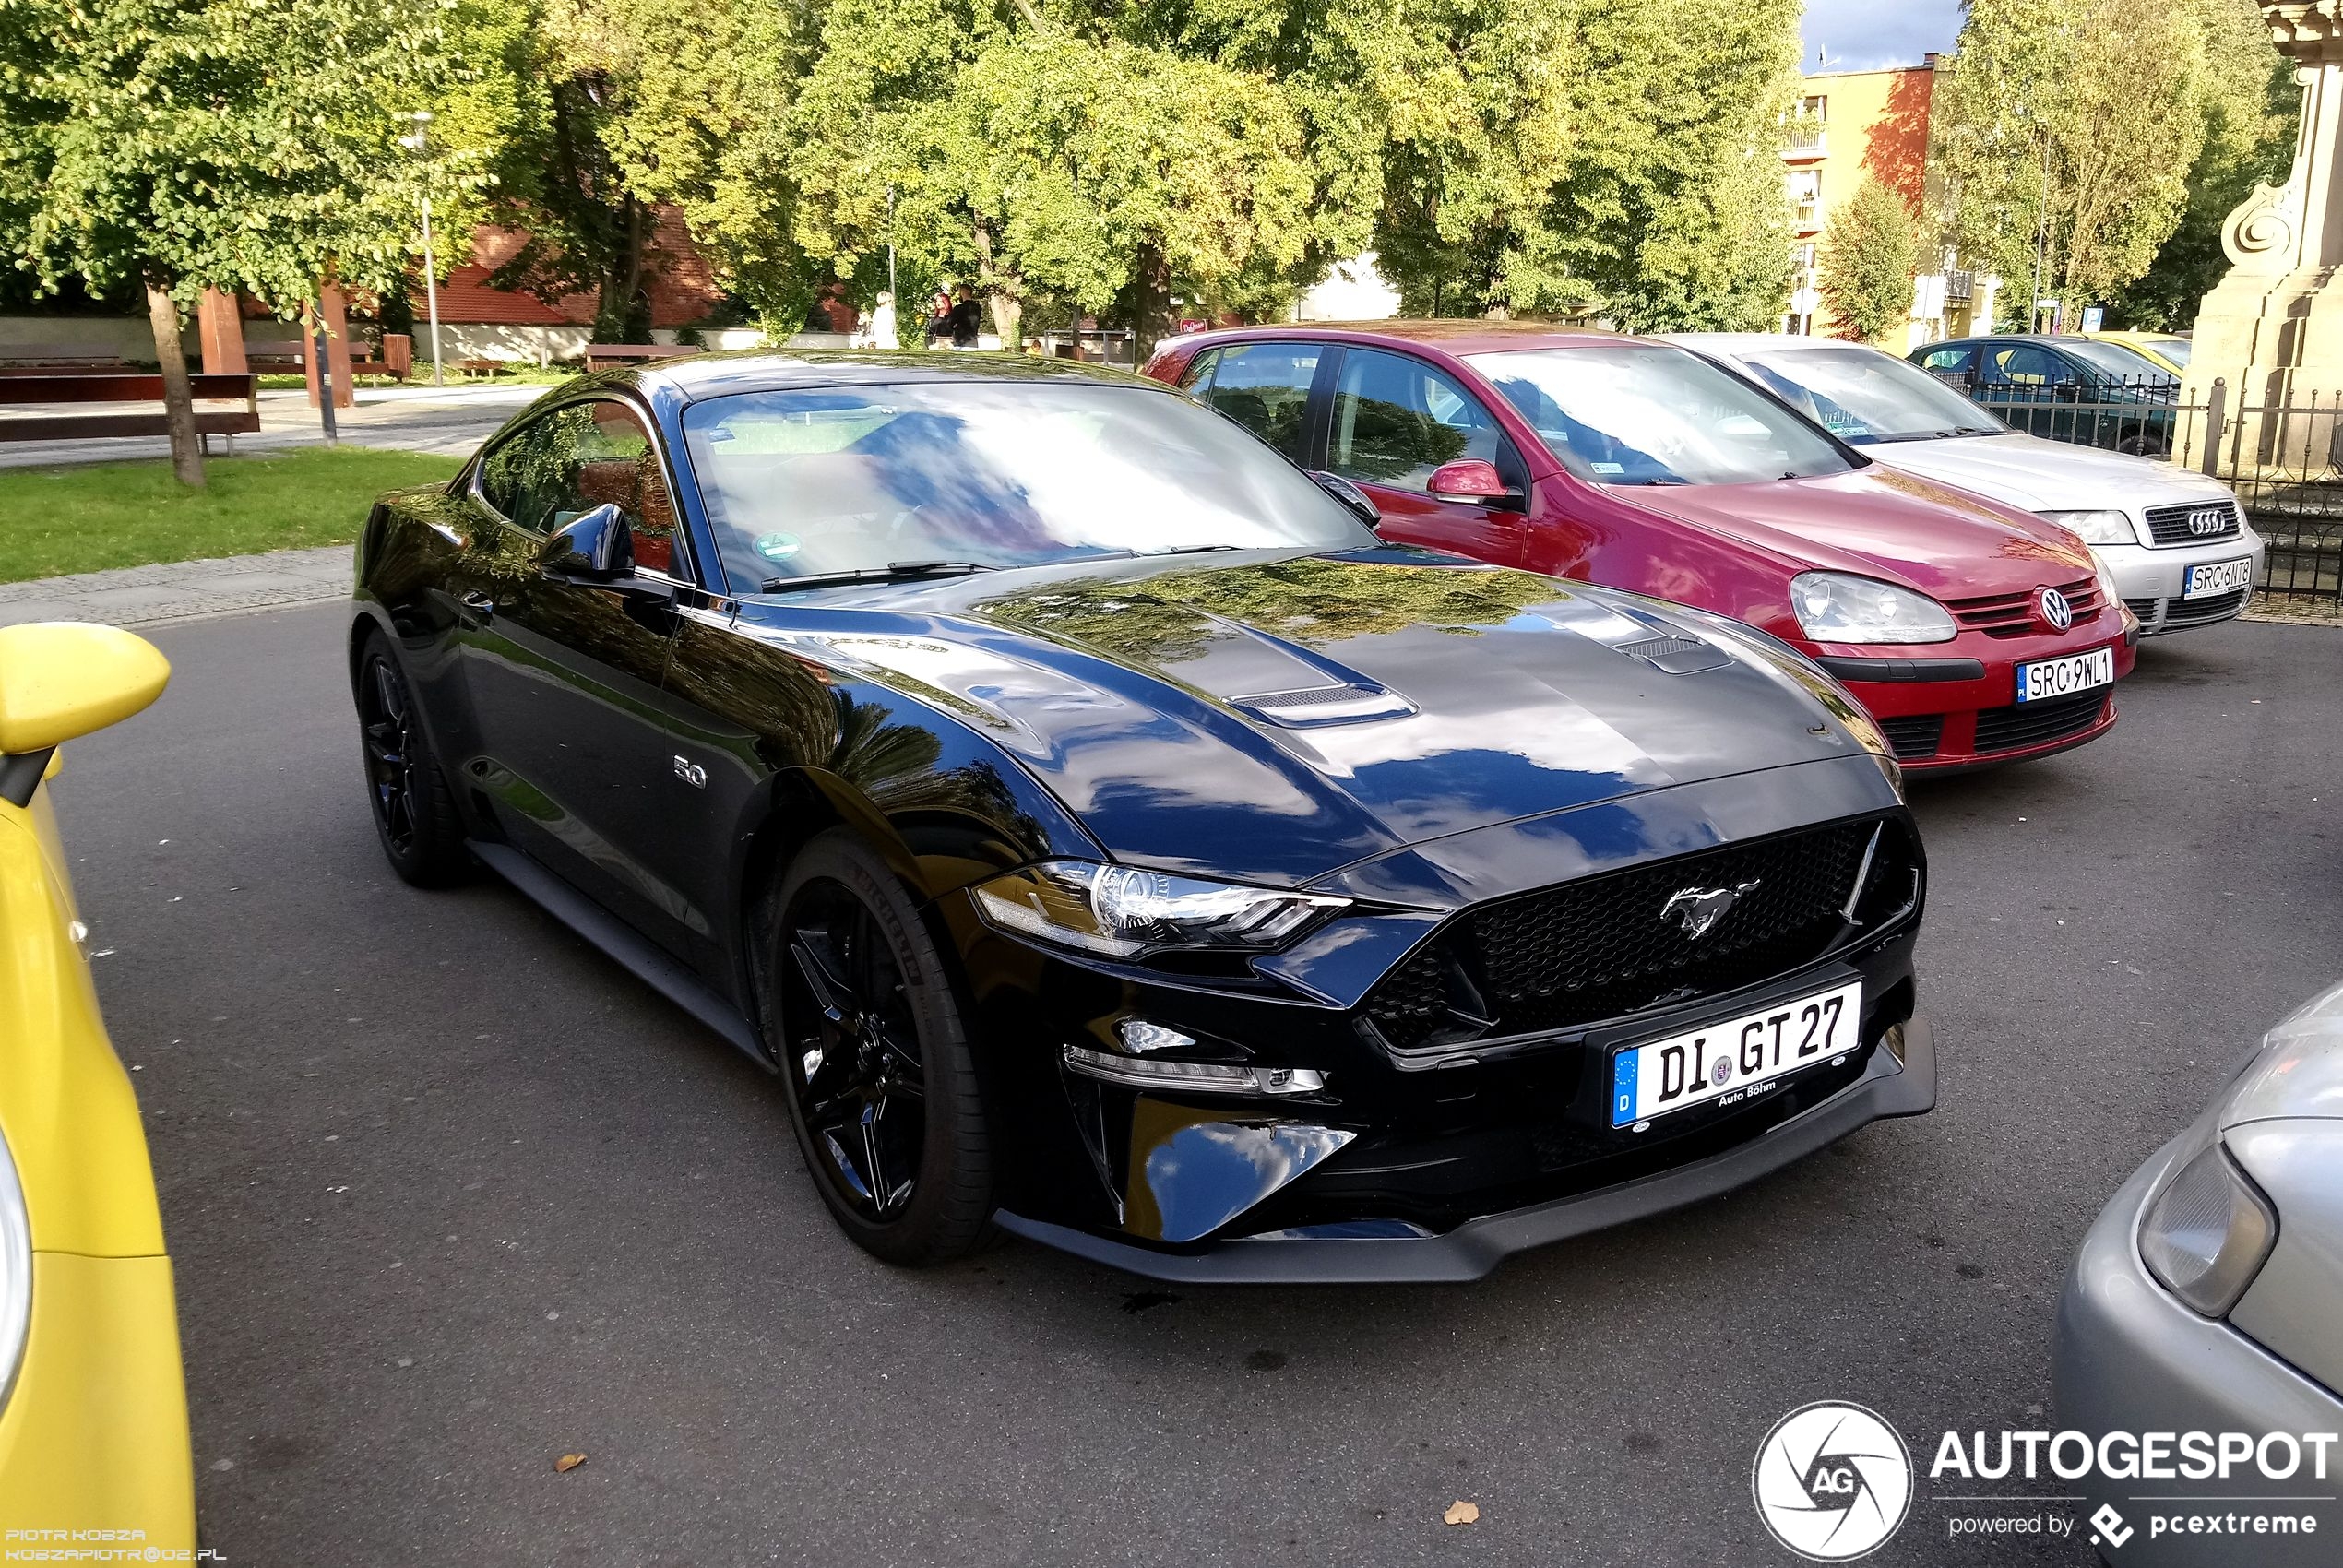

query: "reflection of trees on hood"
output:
975 556 1575 664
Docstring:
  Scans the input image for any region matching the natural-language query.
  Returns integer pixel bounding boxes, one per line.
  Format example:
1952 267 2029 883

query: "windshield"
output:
681 381 1374 593
1734 345 2005 445
2060 339 2177 382
1469 344 1857 486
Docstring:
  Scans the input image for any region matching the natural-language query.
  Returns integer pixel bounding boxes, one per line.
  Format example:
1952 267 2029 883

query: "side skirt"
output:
468 839 775 1074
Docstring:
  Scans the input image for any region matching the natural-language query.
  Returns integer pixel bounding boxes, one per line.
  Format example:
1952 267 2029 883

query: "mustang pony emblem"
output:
1659 880 1761 940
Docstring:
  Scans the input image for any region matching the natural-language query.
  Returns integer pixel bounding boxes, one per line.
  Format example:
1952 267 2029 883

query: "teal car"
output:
1910 335 2179 458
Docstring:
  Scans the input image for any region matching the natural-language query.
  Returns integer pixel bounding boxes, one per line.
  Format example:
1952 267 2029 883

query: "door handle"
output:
458 590 495 619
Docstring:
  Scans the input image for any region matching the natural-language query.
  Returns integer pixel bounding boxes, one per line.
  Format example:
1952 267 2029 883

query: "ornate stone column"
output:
2188 3 2343 463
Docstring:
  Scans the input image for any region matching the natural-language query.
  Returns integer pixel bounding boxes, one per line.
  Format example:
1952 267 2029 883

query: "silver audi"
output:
2053 983 2343 1563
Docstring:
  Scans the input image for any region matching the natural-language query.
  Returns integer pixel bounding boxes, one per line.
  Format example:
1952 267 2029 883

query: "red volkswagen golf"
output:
1143 323 2137 770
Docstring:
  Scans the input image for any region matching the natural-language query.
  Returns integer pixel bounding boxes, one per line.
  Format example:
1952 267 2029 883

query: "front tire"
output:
354 631 468 886
767 829 993 1265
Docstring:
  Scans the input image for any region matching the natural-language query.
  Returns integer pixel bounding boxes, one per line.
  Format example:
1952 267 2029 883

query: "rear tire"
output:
354 631 469 887
764 829 994 1265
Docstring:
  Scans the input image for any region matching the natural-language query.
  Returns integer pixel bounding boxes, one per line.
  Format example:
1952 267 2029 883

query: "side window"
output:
1198 342 1321 459
486 400 685 576
1177 347 1220 394
1917 345 1973 377
1327 349 1510 493
1985 345 2073 386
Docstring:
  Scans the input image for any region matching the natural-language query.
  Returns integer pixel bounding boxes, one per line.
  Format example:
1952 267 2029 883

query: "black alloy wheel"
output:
770 829 993 1264
355 633 467 885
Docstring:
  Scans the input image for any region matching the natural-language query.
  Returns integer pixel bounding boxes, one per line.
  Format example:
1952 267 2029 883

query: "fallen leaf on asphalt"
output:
554 1453 587 1473
1443 1501 1480 1526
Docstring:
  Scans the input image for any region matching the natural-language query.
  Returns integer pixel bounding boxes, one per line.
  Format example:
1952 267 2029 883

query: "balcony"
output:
1782 124 1827 160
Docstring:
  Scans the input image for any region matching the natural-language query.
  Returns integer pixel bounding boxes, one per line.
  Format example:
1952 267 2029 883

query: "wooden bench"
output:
0 345 134 378
0 373 261 450
584 343 701 372
246 339 410 382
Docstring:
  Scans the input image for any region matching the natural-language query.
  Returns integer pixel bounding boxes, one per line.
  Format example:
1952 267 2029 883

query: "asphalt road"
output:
53 604 2341 1567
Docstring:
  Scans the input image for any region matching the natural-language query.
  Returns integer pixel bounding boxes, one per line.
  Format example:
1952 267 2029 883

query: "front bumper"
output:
0 1252 195 1549
997 1015 1933 1282
2097 533 2266 636
2053 1133 2343 1565
1818 623 2137 771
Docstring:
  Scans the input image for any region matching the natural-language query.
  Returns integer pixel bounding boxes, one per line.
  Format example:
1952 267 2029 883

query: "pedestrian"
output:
923 290 954 349
949 287 981 350
867 291 897 350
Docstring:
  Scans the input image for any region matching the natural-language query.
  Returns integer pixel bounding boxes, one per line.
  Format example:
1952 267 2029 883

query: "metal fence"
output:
1922 371 2343 604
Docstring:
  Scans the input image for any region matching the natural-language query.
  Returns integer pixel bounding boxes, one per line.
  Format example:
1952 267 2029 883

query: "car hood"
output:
736 549 1885 885
1861 433 2239 515
1626 466 2098 598
2222 980 2343 1128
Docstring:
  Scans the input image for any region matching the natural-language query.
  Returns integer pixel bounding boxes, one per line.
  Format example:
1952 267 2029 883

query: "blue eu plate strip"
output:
1611 1050 1638 1128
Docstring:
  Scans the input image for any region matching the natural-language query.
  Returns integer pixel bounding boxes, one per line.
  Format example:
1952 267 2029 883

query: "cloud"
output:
1800 0 1964 72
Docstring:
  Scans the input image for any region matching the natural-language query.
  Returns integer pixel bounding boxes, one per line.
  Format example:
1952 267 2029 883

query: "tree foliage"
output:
2103 0 2296 329
1931 0 2249 317
1820 176 1917 345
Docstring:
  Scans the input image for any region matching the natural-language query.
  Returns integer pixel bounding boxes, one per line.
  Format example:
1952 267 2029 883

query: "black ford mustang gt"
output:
349 351 1933 1282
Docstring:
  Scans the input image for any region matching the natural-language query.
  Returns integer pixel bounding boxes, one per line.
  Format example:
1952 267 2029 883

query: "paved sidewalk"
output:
0 381 543 469
0 545 350 628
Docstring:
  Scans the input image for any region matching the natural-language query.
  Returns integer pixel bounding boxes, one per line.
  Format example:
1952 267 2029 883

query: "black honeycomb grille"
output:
1365 819 1912 1054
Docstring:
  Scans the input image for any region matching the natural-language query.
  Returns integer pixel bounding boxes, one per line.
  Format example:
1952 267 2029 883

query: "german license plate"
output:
2015 646 2115 704
1609 980 1863 1127
2182 558 2254 600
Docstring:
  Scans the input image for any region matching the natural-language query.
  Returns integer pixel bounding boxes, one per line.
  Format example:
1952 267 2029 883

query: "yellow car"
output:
0 623 193 1551
2084 328 2191 375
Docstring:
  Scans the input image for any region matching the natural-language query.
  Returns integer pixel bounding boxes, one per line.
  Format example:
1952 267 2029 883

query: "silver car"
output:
2054 983 2343 1564
1670 335 2267 636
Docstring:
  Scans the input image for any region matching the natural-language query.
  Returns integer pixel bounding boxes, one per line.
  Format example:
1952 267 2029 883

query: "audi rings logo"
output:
2037 587 2074 633
1753 1402 1914 1561
2188 505 2230 536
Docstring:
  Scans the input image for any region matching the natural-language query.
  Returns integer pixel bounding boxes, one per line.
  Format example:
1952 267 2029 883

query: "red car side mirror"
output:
1427 459 1513 505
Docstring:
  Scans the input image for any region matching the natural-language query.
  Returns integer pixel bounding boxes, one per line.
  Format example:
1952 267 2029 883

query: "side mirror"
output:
1427 459 1521 509
0 623 171 805
541 503 632 581
1310 471 1381 529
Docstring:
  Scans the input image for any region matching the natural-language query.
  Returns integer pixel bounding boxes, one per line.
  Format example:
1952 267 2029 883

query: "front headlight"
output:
2094 555 2123 617
2040 508 2140 546
2137 1132 2278 1316
1789 572 1957 645
0 1126 29 1415
973 861 1350 958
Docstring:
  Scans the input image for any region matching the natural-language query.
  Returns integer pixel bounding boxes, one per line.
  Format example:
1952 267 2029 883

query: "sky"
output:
1800 0 1966 72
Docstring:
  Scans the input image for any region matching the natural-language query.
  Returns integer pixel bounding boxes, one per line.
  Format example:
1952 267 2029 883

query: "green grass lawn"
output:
0 446 461 583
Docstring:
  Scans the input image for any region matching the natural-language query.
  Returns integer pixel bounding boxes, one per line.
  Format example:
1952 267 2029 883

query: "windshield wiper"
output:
760 560 1000 593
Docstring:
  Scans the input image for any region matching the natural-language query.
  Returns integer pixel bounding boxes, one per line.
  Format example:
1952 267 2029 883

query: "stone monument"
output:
2189 2 2343 465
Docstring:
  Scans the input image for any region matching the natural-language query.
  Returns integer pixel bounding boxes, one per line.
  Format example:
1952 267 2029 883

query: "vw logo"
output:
1659 880 1760 940
2188 505 2230 536
2037 587 2073 632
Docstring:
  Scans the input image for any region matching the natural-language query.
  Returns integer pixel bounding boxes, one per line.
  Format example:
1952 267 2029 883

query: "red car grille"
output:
1945 576 2103 639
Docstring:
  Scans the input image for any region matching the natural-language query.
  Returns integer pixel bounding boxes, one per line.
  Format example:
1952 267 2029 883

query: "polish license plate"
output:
2015 646 2115 704
2182 558 2254 599
1609 980 1863 1127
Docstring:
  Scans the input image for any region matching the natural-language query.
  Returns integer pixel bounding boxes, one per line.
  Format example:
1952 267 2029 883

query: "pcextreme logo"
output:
1752 1401 1916 1561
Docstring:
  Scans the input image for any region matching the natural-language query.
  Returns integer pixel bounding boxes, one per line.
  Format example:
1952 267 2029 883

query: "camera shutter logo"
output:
1751 1401 1913 1561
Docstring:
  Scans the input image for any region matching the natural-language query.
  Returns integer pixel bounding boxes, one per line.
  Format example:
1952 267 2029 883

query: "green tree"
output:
2103 0 2296 329
0 0 475 484
1820 175 1918 344
1931 0 2216 321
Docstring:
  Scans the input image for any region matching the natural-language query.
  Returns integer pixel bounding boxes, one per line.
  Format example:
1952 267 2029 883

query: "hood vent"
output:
1613 632 1733 675
1232 683 1418 728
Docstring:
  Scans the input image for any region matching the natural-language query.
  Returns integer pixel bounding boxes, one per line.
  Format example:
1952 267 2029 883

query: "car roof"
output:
1167 320 1628 357
1664 332 1888 356
600 348 1170 404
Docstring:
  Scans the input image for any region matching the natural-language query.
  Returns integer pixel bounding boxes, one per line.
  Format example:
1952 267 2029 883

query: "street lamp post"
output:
397 111 446 386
